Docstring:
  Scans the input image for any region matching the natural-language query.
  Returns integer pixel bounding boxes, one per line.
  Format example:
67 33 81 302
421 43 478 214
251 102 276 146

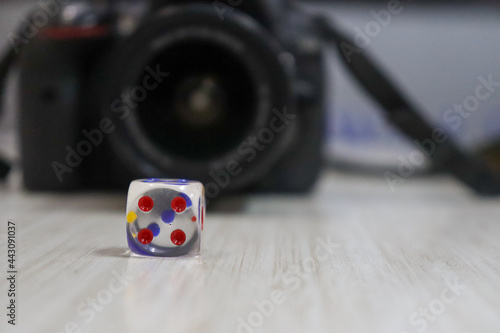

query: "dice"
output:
126 178 205 257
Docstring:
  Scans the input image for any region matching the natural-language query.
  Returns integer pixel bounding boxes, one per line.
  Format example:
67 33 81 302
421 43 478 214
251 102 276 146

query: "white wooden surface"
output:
1 171 500 333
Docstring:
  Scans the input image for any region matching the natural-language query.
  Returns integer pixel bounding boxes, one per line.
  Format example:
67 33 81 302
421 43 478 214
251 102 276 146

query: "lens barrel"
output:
102 5 294 191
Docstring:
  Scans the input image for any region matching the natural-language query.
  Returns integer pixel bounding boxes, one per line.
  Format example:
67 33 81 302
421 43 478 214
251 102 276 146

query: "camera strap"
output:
0 46 16 180
312 15 500 195
0 11 36 181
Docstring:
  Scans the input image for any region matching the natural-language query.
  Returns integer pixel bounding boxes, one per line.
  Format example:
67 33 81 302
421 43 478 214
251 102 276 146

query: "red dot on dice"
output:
138 229 154 244
171 197 187 213
138 196 154 212
171 229 186 246
201 209 204 231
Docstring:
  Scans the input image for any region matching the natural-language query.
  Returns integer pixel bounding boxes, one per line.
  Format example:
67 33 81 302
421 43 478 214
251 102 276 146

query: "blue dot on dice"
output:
161 209 175 224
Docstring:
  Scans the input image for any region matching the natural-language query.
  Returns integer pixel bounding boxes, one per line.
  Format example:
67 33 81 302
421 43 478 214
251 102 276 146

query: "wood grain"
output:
1 171 499 333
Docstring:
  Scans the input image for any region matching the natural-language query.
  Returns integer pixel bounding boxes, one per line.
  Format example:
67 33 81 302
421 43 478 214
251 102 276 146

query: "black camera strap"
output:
312 15 500 195
0 45 16 180
0 12 35 181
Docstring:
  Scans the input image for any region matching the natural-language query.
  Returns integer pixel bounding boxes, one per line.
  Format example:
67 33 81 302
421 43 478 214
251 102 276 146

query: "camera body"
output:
19 0 326 194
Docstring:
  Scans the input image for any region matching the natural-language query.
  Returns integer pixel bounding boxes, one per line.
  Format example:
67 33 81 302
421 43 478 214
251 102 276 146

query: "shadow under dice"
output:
126 179 204 257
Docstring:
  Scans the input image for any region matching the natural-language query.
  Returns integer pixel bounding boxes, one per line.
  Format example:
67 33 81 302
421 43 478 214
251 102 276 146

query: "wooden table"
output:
1 171 499 333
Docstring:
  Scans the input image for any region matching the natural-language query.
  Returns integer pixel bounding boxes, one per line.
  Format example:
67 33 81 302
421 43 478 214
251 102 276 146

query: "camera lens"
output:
136 40 257 160
173 75 225 128
103 5 294 190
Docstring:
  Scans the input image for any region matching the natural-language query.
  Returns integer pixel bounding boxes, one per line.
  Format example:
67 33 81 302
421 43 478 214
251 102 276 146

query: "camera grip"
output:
20 40 85 190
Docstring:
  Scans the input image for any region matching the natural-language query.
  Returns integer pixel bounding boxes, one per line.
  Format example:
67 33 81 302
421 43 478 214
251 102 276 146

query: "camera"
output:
18 0 326 194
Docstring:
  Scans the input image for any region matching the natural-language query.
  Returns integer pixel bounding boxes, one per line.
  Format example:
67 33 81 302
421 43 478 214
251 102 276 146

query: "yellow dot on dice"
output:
127 211 137 223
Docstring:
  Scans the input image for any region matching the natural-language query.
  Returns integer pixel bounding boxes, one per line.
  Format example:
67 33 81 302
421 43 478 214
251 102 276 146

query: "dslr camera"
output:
19 0 325 194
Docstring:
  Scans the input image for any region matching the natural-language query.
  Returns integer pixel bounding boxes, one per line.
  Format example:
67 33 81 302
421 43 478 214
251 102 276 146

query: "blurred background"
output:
1 0 500 189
